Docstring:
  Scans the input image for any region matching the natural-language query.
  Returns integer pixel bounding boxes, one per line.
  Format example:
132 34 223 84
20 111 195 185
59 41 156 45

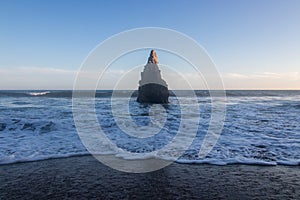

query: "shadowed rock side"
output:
137 50 169 104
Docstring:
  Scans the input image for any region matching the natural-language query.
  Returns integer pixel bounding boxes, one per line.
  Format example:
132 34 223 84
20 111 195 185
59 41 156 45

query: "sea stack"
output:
137 50 169 104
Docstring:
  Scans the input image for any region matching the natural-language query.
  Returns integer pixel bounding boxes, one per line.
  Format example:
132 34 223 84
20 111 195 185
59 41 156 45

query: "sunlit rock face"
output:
137 50 169 104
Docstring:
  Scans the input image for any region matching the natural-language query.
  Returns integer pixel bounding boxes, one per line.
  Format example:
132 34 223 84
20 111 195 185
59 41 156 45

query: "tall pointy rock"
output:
137 50 169 104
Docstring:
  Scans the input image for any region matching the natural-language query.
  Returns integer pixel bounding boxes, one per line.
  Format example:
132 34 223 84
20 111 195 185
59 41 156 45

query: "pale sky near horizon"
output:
0 0 299 90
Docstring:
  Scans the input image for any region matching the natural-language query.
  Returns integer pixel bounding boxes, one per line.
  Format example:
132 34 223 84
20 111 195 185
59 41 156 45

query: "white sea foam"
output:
28 91 50 96
0 90 300 166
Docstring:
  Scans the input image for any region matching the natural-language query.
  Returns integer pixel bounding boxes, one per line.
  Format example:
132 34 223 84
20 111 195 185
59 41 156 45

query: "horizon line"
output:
1 89 300 91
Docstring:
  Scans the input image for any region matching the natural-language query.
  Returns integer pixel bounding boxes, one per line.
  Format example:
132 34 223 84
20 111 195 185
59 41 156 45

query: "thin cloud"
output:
0 67 299 90
224 72 300 80
0 66 77 90
223 72 300 89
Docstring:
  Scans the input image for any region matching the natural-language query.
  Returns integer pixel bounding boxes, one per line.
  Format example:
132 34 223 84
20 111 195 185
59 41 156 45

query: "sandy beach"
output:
1 155 299 199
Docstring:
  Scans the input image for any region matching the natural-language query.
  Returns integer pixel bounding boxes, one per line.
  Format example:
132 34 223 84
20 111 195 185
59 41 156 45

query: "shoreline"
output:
1 155 299 199
1 153 299 167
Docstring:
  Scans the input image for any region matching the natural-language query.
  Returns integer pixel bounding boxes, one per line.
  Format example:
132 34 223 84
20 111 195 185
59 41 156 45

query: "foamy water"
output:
0 90 299 165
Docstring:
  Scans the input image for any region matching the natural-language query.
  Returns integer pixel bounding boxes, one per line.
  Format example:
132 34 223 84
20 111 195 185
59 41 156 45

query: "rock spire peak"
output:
147 50 159 64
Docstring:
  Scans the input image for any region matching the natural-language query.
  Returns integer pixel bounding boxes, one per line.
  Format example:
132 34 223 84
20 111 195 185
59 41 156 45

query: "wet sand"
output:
1 155 299 199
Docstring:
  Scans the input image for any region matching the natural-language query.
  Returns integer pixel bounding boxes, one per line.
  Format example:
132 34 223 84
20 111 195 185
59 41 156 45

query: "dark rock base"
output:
137 83 169 104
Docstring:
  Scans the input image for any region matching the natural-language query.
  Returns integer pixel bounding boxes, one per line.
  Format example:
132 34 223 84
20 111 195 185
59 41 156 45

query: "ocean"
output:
0 90 300 166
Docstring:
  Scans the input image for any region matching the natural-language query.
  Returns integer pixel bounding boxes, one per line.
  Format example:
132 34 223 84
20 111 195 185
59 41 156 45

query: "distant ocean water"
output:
0 90 300 166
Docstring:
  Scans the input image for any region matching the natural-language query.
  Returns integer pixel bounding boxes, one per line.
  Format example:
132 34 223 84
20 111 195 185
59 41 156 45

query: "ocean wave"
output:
0 90 115 98
0 120 58 134
1 152 299 166
29 91 50 96
1 90 300 167
0 90 73 98
0 152 90 165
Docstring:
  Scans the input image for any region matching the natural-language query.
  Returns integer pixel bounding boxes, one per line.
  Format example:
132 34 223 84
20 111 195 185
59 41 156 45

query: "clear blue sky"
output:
0 0 299 89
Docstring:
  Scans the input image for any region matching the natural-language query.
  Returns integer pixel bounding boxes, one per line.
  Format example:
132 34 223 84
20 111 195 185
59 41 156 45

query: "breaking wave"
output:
0 90 300 166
